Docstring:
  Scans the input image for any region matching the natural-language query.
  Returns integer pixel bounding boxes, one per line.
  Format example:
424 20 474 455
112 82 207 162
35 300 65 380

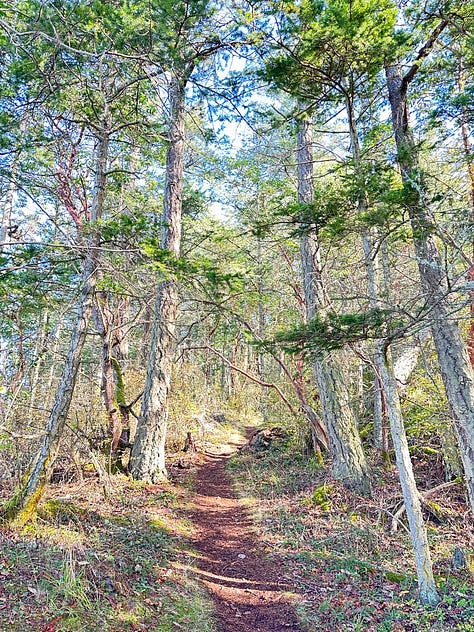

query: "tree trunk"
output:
393 330 430 394
458 54 474 367
92 154 136 456
373 347 390 458
46 322 62 409
297 114 370 494
0 117 25 253
2 118 110 525
345 90 391 461
257 237 268 422
2 256 98 525
379 346 439 605
386 63 474 515
0 175 17 252
28 310 50 418
92 292 128 455
130 73 186 482
439 419 464 480
92 168 134 455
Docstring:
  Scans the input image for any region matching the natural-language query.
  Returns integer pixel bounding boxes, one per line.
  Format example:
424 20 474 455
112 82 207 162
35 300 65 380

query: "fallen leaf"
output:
41 616 62 632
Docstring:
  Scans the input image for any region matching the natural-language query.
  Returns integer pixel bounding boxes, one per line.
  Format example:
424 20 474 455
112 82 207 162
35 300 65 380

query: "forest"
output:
0 0 474 630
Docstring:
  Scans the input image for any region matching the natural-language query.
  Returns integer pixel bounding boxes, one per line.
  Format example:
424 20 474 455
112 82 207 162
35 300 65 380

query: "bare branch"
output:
182 344 300 418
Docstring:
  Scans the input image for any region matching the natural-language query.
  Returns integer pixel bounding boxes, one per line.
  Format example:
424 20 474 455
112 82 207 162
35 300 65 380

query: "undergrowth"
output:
0 474 216 632
0 408 248 632
228 441 474 632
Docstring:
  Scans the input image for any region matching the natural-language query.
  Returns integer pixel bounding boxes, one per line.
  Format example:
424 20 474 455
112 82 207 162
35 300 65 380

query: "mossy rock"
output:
37 499 85 524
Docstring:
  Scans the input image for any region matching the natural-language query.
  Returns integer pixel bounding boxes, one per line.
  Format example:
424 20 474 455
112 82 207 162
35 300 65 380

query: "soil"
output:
186 436 304 632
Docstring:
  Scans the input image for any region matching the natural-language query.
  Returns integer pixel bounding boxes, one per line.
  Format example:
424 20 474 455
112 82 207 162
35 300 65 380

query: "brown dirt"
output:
186 437 305 632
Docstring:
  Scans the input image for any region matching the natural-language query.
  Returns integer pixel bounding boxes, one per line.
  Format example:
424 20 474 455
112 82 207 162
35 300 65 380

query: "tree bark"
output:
92 292 129 455
92 156 135 457
457 54 474 367
130 73 186 482
346 89 438 603
28 310 50 418
257 237 268 423
297 114 370 494
393 330 430 394
386 62 474 515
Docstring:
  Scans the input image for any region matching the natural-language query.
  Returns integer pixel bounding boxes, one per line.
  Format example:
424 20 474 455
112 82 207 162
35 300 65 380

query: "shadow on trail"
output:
184 446 305 632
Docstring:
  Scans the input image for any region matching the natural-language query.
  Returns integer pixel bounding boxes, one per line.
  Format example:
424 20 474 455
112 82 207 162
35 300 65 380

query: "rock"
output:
451 547 467 570
211 413 228 424
244 427 288 452
103 576 117 594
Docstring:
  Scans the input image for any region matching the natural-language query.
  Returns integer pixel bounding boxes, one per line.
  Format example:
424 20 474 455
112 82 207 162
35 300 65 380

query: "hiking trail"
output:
184 435 304 632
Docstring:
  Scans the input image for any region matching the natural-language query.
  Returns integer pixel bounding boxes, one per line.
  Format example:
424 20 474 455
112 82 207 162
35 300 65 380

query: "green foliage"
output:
97 212 155 246
270 157 413 245
96 210 244 296
301 484 333 510
279 193 352 239
269 308 400 356
263 0 400 102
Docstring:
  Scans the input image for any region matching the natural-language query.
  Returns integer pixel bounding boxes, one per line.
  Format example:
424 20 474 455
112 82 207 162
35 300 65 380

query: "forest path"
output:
184 433 304 632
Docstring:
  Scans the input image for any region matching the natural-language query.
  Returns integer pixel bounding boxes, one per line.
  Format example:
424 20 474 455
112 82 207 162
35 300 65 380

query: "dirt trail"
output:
186 437 304 632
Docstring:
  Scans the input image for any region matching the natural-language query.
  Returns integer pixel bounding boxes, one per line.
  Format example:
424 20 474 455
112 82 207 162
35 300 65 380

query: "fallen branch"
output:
390 480 460 533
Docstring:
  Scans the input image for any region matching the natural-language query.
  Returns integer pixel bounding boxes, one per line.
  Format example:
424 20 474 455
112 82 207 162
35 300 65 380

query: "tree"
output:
297 114 370 493
129 0 238 481
3 112 110 524
385 12 474 515
257 0 443 600
1 1 155 520
130 71 188 481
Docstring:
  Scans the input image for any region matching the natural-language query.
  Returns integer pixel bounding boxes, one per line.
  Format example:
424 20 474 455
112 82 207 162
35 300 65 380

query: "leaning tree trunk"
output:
297 114 371 494
2 120 110 525
379 348 439 605
130 73 186 482
386 63 474 515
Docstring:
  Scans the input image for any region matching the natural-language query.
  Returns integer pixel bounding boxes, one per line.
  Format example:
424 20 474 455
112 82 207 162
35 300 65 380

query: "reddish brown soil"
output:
187 439 304 632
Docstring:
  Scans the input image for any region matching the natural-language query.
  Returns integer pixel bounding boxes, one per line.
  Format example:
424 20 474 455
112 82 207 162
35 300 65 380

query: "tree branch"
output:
402 19 449 87
182 344 300 418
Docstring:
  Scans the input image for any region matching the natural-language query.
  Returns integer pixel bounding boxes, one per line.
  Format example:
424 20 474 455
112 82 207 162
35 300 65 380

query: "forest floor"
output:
1 420 474 631
226 427 474 631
